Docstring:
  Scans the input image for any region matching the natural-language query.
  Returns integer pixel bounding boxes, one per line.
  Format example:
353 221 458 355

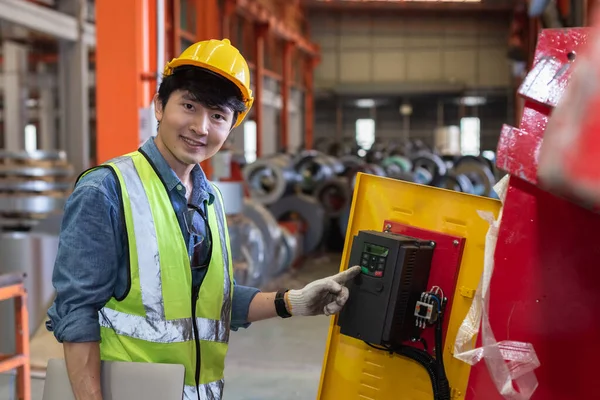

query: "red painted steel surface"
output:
466 28 600 399
538 25 600 205
466 176 600 400
383 221 465 351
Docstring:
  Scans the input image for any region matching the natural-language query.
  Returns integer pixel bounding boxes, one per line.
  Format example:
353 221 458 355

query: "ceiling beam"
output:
0 0 95 46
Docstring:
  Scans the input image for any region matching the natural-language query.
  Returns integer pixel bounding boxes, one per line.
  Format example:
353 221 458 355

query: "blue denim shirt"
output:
46 137 260 343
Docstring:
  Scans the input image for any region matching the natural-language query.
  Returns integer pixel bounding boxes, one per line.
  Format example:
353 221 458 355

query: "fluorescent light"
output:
460 96 486 106
355 99 376 108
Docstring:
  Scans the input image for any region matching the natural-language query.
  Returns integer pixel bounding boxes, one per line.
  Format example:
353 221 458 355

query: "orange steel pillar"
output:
281 41 293 152
196 0 221 178
222 0 237 39
303 56 316 150
96 0 156 164
255 23 268 158
196 0 221 41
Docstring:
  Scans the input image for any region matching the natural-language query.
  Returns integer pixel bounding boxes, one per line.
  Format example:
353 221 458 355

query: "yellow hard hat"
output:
163 38 254 128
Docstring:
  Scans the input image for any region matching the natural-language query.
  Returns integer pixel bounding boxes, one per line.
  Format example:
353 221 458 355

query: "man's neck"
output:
154 135 194 186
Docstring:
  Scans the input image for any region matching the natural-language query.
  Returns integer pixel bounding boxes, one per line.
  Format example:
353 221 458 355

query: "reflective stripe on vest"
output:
183 380 224 400
94 152 233 398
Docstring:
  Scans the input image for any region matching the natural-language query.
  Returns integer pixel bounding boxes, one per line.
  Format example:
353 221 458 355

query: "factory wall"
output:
314 93 512 152
310 11 512 94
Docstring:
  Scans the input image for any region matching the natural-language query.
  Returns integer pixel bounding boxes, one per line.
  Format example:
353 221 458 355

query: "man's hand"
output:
286 266 361 316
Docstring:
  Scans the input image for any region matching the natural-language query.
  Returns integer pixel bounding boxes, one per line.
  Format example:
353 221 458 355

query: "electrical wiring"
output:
365 289 450 400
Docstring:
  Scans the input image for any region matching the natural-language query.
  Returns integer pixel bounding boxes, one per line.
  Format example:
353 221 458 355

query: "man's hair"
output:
157 66 247 126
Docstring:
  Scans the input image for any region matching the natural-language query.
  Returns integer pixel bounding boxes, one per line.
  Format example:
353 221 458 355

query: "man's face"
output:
154 90 234 166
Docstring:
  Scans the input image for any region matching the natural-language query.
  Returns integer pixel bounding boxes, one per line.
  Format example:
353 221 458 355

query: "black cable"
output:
396 345 440 400
432 295 451 400
363 292 451 400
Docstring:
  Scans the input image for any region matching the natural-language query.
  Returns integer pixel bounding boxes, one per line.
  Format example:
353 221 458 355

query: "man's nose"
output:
191 112 209 136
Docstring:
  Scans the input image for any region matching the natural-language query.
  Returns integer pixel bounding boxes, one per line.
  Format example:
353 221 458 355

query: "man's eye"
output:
183 103 194 111
213 114 225 121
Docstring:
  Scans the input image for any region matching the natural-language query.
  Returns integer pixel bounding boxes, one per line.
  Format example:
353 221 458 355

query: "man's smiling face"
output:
154 89 234 166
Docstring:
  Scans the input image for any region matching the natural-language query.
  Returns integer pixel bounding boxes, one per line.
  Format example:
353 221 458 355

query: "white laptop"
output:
43 358 185 400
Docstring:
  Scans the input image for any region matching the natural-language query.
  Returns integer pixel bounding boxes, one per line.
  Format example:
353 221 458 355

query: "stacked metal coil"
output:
0 150 74 231
241 140 502 257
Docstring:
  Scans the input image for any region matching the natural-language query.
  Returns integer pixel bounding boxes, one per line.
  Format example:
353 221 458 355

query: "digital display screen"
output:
364 242 389 257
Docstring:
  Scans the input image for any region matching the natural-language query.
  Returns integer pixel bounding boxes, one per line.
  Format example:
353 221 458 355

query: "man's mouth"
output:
180 136 206 147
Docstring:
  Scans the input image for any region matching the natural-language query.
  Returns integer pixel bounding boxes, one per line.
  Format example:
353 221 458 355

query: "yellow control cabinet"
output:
317 173 501 400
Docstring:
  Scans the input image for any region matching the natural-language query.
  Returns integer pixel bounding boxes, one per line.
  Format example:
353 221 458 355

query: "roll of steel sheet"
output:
381 156 412 174
242 154 299 205
0 149 67 162
313 177 352 217
227 214 266 288
411 152 447 184
0 149 74 230
453 155 497 197
278 226 301 274
0 196 66 215
242 198 284 278
294 150 344 194
268 194 326 254
432 173 475 194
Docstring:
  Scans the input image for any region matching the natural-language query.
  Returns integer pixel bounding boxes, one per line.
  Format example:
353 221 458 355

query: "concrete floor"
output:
0 253 341 400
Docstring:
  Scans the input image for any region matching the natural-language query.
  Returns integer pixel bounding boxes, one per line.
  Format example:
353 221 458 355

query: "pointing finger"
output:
332 265 361 284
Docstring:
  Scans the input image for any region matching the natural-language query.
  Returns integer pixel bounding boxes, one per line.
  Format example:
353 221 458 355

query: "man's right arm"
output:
64 342 103 400
46 171 124 400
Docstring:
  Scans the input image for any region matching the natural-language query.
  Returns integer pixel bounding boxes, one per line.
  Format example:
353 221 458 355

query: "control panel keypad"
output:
360 251 386 277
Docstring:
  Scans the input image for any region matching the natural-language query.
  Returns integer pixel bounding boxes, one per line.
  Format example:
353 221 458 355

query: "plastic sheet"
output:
227 214 266 288
453 175 541 400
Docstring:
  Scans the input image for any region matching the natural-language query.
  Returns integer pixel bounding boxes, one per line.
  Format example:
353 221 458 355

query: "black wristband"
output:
275 289 292 318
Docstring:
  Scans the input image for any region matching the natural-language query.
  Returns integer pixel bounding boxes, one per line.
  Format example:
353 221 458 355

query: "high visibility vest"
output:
81 151 234 400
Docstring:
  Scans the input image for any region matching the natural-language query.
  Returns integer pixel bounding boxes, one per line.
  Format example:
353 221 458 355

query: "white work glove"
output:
286 266 361 316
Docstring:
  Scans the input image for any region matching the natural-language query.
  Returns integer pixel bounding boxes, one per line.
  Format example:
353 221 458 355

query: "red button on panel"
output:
375 271 383 277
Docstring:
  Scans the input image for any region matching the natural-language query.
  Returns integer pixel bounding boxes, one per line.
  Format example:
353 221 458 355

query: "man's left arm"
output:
241 266 361 323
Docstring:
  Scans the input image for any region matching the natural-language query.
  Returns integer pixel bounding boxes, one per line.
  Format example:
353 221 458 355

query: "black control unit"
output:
337 230 434 347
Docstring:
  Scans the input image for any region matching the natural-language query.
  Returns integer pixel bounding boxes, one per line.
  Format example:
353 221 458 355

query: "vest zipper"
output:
191 284 201 400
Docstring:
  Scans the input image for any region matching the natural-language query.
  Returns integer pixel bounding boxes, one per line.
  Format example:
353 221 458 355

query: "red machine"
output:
467 27 600 399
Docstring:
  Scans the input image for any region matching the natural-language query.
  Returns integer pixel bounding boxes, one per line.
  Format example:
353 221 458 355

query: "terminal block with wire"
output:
414 286 445 329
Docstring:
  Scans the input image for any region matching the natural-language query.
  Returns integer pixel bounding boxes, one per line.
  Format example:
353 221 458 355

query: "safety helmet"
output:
163 38 254 128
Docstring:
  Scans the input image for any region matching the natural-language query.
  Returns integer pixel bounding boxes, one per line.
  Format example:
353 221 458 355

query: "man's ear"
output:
153 93 163 123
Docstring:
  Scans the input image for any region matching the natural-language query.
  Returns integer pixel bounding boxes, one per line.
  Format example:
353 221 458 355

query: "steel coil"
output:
0 149 74 230
432 173 475 193
242 154 299 205
242 198 284 279
294 150 344 193
453 156 497 197
275 226 301 276
227 214 266 288
268 194 325 254
313 177 352 217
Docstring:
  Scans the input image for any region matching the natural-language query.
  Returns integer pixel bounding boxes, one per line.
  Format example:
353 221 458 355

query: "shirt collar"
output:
139 136 215 204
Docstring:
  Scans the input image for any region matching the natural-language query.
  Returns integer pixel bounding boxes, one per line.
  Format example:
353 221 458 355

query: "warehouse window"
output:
356 118 375 155
24 124 37 152
244 120 257 163
460 117 480 156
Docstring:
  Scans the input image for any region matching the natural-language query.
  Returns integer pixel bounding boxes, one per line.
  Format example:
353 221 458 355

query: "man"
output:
46 38 360 400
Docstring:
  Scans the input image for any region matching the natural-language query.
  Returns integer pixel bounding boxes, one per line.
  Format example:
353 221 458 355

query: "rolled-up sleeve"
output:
230 284 260 331
46 176 122 343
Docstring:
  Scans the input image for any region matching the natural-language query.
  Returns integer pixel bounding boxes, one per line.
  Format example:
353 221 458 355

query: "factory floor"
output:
0 253 341 400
